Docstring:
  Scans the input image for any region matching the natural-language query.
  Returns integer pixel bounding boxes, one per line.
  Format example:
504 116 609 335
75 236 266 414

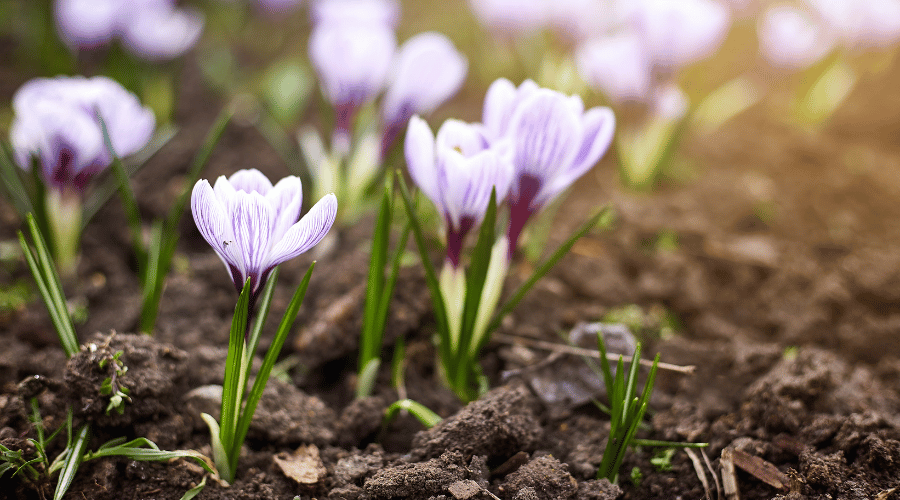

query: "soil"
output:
3 33 900 500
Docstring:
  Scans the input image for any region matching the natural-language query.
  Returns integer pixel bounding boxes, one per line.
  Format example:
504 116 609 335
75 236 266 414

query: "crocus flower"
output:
482 79 615 255
311 0 400 27
308 21 396 153
467 0 549 38
405 116 513 267
10 75 155 274
10 75 155 192
804 0 900 50
191 169 338 301
380 32 468 158
630 0 732 73
575 32 654 104
54 0 203 61
758 4 835 70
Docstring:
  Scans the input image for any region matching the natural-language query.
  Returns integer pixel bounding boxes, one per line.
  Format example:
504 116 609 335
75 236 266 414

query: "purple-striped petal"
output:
267 193 338 266
435 119 489 157
267 176 304 243
191 179 241 277
229 168 274 195
508 90 582 186
231 192 274 290
404 116 440 207
381 32 468 127
568 106 615 181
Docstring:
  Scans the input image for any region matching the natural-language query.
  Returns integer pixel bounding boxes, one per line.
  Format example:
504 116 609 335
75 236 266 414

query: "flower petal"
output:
231 191 275 287
575 33 654 103
435 119 489 157
381 32 468 126
508 89 582 184
120 5 204 61
229 168 274 195
191 179 241 278
482 77 517 140
268 193 338 266
404 116 441 208
267 175 303 243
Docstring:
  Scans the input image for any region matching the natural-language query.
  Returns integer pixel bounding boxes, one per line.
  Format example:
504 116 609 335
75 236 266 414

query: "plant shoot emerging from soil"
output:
191 168 335 482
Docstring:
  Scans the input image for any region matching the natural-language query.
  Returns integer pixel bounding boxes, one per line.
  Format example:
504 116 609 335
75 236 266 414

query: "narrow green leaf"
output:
232 263 315 474
356 358 381 400
396 175 450 364
0 141 34 216
85 438 214 475
201 413 230 482
53 424 89 500
487 206 612 334
383 399 441 428
246 268 279 358
631 438 707 448
453 190 497 395
361 186 392 374
98 115 146 269
390 337 406 391
18 215 78 357
219 278 252 466
180 476 207 500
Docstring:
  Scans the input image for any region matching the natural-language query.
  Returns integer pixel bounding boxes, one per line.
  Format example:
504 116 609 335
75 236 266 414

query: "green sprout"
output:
98 350 132 415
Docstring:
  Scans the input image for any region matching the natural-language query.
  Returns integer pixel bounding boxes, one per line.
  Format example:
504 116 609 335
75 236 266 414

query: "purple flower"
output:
575 32 654 104
10 75 155 192
805 0 900 50
311 0 400 27
630 0 732 72
380 32 468 158
482 78 615 254
308 20 396 152
191 169 337 299
54 0 203 61
758 5 835 70
467 0 549 38
405 116 513 267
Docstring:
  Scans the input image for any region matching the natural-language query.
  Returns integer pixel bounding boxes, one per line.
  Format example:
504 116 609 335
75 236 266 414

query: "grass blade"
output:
232 263 315 473
18 214 78 357
453 190 497 395
383 399 441 429
396 174 450 364
361 185 392 374
53 424 89 500
180 476 207 500
219 277 252 471
0 142 34 216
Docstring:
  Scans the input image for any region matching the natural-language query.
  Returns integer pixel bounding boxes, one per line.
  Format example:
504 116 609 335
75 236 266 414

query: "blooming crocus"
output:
467 0 549 38
482 79 615 255
630 0 732 73
804 0 900 50
308 21 396 154
758 4 835 70
405 116 513 267
10 75 155 274
11 76 155 191
575 32 654 104
54 0 203 61
191 169 337 304
380 32 468 158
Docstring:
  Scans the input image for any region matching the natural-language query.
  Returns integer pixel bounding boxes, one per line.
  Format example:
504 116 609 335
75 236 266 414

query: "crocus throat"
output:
507 174 541 258
446 216 475 268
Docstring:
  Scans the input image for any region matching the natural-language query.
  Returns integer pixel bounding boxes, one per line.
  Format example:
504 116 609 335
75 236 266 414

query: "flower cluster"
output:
758 0 900 71
10 75 155 193
308 0 468 157
407 78 615 261
55 0 203 61
575 0 731 116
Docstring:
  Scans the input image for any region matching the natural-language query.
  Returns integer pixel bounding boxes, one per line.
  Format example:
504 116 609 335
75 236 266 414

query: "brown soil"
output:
3 41 900 500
